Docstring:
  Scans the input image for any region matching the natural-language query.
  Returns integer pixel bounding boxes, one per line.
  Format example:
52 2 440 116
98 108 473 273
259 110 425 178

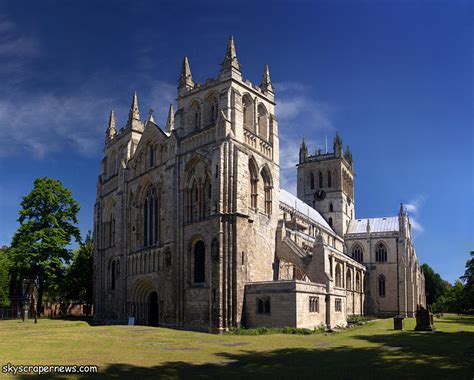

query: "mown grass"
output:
0 314 473 379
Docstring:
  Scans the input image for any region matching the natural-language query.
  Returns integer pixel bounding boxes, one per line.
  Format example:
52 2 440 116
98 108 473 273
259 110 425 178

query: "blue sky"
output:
0 0 472 283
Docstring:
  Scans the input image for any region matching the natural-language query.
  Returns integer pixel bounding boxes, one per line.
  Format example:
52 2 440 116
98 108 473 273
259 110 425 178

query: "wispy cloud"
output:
276 81 336 195
0 80 176 159
404 195 426 233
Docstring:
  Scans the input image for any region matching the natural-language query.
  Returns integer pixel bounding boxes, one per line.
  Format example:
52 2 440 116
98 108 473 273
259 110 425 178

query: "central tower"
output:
296 133 355 237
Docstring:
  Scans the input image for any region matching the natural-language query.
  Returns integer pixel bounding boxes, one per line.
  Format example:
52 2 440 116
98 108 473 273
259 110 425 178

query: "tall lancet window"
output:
261 167 273 215
310 173 315 190
249 159 258 209
327 170 332 188
143 187 159 247
257 104 268 140
203 176 212 218
318 171 323 188
242 95 254 132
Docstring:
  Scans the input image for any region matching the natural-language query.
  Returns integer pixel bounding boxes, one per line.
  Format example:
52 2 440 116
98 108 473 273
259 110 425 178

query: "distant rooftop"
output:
347 217 399 234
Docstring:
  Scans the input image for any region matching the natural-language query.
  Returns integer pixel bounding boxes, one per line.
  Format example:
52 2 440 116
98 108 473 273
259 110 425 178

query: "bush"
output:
346 315 372 325
227 325 326 335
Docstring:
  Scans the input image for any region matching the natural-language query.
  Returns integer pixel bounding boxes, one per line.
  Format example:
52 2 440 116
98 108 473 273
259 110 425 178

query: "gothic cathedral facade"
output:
93 37 425 331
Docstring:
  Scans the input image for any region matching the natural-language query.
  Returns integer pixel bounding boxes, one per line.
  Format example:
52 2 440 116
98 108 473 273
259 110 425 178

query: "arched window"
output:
257 298 264 314
249 159 258 209
242 95 254 132
346 269 352 290
110 214 115 247
148 145 155 168
329 203 334 212
352 245 363 263
328 217 333 227
203 176 212 217
193 240 206 283
257 104 268 140
261 167 272 215
356 272 361 292
327 170 332 188
310 173 315 190
143 187 159 247
375 243 387 262
111 260 116 290
206 95 218 124
264 298 271 314
189 101 201 130
335 263 342 287
190 179 199 222
378 274 386 297
318 171 323 188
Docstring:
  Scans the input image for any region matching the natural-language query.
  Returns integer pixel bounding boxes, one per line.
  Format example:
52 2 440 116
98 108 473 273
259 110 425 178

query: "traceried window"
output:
375 243 388 262
378 274 386 297
143 187 159 247
352 245 363 263
193 240 205 283
309 297 319 313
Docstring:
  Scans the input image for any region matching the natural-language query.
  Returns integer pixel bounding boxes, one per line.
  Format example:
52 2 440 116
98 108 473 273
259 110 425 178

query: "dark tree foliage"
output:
10 177 81 317
65 231 93 312
461 251 474 311
422 263 448 305
0 246 10 307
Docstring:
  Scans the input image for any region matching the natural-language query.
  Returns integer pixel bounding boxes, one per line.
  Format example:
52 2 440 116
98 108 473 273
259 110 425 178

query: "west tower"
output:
296 133 354 237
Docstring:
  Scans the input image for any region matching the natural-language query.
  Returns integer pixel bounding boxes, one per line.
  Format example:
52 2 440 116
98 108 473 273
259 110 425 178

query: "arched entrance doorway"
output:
148 291 159 327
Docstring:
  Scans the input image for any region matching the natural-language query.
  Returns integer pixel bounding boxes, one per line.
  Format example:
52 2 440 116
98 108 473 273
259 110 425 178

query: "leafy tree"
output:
422 263 448 305
10 177 81 318
65 231 93 314
0 246 11 307
460 251 474 311
444 281 467 314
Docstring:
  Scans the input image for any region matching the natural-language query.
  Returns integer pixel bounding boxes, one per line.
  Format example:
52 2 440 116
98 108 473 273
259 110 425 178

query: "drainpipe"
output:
396 237 400 315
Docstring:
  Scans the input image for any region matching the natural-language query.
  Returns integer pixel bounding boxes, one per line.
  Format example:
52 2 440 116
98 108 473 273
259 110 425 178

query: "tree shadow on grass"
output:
23 331 474 380
437 315 474 326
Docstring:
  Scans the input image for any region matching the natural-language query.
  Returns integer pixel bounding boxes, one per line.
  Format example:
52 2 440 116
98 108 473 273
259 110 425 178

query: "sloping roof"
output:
279 189 333 231
347 217 399 234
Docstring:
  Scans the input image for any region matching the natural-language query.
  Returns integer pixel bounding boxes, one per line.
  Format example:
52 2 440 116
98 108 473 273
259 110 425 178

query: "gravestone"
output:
414 305 435 331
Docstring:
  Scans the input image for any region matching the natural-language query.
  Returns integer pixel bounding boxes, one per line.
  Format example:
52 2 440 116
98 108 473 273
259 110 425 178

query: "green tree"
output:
422 263 448 305
10 177 81 318
445 280 467 314
66 231 93 314
0 246 11 307
460 251 474 311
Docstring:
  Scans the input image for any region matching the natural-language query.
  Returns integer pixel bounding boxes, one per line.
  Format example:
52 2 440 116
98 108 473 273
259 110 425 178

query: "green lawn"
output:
0 315 473 379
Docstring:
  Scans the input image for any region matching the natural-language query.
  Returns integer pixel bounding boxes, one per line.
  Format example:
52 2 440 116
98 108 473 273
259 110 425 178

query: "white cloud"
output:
404 195 426 233
0 80 177 159
275 81 336 194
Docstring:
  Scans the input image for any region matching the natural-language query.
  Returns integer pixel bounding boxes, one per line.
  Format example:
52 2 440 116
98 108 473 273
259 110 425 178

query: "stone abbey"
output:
93 37 425 331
